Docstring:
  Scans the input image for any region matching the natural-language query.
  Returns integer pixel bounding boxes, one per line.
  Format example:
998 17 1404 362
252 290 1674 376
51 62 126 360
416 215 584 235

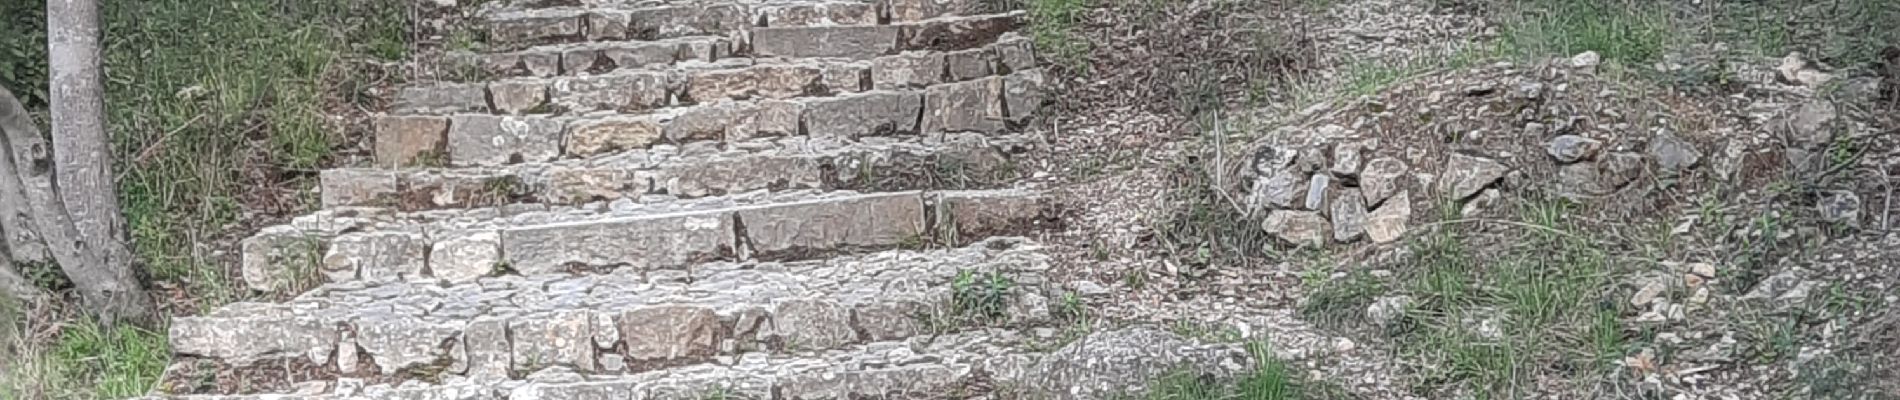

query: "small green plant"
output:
47 321 169 398
952 270 1015 320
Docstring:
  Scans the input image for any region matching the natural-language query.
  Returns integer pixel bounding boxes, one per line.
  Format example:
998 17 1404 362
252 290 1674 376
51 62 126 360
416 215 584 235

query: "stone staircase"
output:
138 0 1171 398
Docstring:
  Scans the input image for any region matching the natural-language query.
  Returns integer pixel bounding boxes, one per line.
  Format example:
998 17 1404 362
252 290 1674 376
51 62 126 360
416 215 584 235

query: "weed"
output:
1132 342 1350 400
48 321 168 398
952 270 1016 320
1024 0 1090 71
1491 0 1672 67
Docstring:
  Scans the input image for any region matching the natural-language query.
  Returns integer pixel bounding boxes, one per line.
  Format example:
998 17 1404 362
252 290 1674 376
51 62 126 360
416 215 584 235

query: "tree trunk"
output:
36 0 155 325
0 88 64 307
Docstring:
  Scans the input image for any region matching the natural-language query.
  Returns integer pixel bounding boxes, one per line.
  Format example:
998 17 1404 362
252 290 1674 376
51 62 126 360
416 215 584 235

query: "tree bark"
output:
33 0 155 325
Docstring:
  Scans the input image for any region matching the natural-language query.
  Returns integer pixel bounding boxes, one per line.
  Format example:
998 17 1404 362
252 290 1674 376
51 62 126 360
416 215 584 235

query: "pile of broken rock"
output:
1233 51 1877 248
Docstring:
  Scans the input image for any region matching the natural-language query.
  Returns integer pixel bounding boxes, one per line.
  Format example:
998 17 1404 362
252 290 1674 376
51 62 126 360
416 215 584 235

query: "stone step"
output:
377 66 1045 168
148 327 1253 400
437 28 1030 84
242 187 1059 293
337 132 1035 211
482 2 1023 57
175 238 1056 385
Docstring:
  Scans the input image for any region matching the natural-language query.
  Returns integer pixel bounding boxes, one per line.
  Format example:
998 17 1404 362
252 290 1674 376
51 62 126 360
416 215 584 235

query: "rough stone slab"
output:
873 52 947 90
1001 69 1046 124
736 192 926 256
320 169 401 208
752 25 901 59
448 115 565 166
486 10 583 46
803 90 924 139
627 4 752 40
431 231 501 283
169 313 337 367
314 133 1034 210
374 116 450 168
324 231 428 283
564 114 667 157
932 189 1049 243
944 48 997 81
648 150 825 198
180 239 1054 379
898 12 1024 52
1439 153 1507 201
758 2 879 26
585 10 632 41
886 0 987 22
1365 190 1412 244
548 71 673 113
994 34 1036 72
511 311 597 372
501 209 735 272
355 315 464 375
664 101 759 143
393 83 490 115
683 64 827 102
617 306 723 361
487 80 549 115
922 77 1004 134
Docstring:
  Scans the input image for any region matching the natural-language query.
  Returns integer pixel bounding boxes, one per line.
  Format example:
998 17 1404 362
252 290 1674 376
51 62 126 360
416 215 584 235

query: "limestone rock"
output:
872 52 947 90
1262 210 1330 246
1818 190 1861 227
324 231 428 283
1647 132 1701 172
1329 140 1369 177
170 313 338 367
511 311 597 372
736 193 925 255
1304 173 1330 211
355 315 461 375
1002 69 1046 125
430 231 501 283
1250 170 1304 210
618 306 723 361
752 26 900 59
945 48 997 81
448 115 564 166
462 318 512 383
1331 191 1368 243
1570 51 1600 69
489 80 549 115
565 115 665 157
772 300 857 350
393 83 489 114
1365 190 1411 244
374 116 450 168
923 77 1005 134
1440 153 1507 200
1598 152 1645 189
1360 157 1407 206
320 169 400 208
665 101 759 143
1546 135 1601 163
803 91 924 139
549 72 672 113
1556 163 1605 200
1367 295 1413 327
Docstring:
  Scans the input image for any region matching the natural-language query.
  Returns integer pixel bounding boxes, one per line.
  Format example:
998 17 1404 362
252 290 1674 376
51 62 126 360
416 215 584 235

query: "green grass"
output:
1490 0 1672 67
2 0 408 398
107 0 407 304
1368 196 1621 399
1025 0 1090 70
1137 342 1351 400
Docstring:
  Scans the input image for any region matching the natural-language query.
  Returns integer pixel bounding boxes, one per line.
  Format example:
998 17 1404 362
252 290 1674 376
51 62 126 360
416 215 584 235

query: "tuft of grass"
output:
1491 0 1672 67
1380 195 1617 399
1025 0 1090 70
4 319 169 400
952 270 1016 320
1136 342 1352 400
